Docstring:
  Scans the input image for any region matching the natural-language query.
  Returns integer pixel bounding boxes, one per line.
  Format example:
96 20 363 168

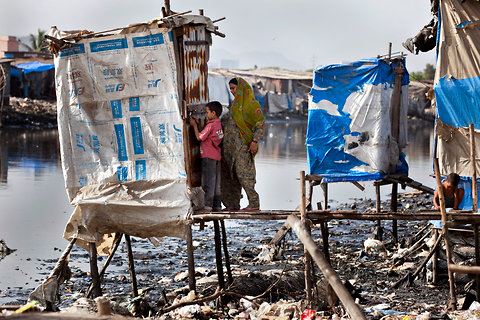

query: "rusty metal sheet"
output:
183 25 209 109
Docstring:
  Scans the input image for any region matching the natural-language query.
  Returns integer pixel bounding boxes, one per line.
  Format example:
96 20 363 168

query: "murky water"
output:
0 119 435 305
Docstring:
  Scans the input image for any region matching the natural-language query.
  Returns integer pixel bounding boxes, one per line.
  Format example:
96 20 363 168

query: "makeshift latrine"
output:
36 7 223 306
307 57 409 181
434 0 480 210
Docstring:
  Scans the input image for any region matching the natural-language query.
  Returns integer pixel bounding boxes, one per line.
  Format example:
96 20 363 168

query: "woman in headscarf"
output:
221 77 265 212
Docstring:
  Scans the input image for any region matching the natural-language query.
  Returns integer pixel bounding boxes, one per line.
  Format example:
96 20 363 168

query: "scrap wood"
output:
392 232 443 289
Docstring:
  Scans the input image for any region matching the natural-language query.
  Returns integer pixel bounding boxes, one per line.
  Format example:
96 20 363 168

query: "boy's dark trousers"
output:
202 157 221 210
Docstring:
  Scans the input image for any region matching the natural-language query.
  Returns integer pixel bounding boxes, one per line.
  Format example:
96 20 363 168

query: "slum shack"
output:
208 68 312 115
35 6 224 307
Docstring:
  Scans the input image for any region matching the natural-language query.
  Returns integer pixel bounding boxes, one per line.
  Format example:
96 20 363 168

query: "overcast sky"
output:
0 0 436 72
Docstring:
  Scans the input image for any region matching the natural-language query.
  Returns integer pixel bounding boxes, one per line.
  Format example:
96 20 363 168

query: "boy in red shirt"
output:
189 101 224 212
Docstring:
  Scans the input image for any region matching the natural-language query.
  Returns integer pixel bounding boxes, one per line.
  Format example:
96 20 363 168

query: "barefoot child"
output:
189 101 224 212
434 173 465 210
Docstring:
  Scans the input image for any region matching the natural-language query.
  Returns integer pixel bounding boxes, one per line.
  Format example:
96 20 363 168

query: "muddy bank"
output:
3 190 479 319
0 97 436 130
1 97 57 128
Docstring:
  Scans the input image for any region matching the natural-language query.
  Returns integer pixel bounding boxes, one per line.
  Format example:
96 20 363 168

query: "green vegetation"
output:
19 29 49 53
411 63 436 81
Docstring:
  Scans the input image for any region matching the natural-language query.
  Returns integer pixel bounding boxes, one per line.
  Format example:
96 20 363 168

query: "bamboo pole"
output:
87 233 123 298
287 215 366 320
470 124 478 212
89 242 102 298
300 171 313 306
185 223 196 292
220 220 233 285
433 158 457 308
124 235 138 297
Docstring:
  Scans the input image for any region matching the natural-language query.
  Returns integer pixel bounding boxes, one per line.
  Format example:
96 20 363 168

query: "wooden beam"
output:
89 242 102 298
287 215 366 320
124 235 138 298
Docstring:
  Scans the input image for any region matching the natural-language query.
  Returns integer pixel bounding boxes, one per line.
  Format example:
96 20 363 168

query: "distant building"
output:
0 35 54 100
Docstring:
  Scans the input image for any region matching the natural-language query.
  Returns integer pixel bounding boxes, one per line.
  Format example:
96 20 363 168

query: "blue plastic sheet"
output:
14 61 54 75
306 58 409 181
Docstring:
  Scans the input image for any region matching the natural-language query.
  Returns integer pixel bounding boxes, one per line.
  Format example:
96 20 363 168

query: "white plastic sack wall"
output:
55 29 191 246
435 0 480 177
434 0 480 210
307 58 409 182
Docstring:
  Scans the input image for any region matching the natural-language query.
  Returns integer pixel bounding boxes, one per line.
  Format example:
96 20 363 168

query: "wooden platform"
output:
192 209 480 223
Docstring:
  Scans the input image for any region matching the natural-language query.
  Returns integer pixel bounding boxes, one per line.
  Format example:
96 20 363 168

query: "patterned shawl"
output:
231 78 265 145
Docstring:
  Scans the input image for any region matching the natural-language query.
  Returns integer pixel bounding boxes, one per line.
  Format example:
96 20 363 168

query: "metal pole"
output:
124 235 138 297
287 215 366 320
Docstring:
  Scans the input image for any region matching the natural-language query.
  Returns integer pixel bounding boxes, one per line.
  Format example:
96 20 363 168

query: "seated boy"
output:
189 101 224 212
433 173 465 210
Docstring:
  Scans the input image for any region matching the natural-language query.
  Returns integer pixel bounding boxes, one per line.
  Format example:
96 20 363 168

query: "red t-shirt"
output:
198 118 223 161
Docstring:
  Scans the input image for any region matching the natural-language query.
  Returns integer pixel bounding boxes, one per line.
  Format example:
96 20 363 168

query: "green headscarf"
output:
231 78 265 145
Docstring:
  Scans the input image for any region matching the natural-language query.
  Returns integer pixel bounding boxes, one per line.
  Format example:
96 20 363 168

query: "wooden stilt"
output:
317 202 330 264
300 171 313 307
185 223 196 292
475 224 480 301
306 180 314 211
287 215 366 320
391 183 398 244
432 229 439 284
213 220 225 290
89 242 102 298
220 220 233 285
321 182 328 210
375 184 383 241
124 235 138 297
434 158 457 309
470 124 478 212
87 233 123 298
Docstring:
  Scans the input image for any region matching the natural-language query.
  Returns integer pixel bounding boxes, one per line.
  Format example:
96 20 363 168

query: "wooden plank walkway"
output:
192 209 480 223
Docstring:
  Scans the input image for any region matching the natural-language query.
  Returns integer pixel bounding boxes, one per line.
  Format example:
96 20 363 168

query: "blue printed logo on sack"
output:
76 134 85 151
79 176 88 186
173 124 182 143
147 79 162 88
117 167 128 182
159 123 169 144
105 84 125 93
69 87 84 98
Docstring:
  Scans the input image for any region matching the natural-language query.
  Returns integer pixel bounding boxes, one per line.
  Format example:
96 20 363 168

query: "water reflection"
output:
260 121 307 161
0 129 60 187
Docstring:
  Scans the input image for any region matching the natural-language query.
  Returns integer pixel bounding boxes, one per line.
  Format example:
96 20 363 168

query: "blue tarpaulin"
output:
433 0 480 210
307 58 409 183
14 61 54 75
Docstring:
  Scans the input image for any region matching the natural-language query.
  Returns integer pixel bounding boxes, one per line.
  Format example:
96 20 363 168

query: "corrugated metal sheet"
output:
183 25 208 112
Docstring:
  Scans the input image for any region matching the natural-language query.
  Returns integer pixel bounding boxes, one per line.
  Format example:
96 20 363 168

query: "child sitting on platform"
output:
189 101 224 212
433 173 465 210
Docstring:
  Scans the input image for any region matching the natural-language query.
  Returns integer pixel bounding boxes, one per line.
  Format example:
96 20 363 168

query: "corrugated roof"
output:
210 68 312 80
